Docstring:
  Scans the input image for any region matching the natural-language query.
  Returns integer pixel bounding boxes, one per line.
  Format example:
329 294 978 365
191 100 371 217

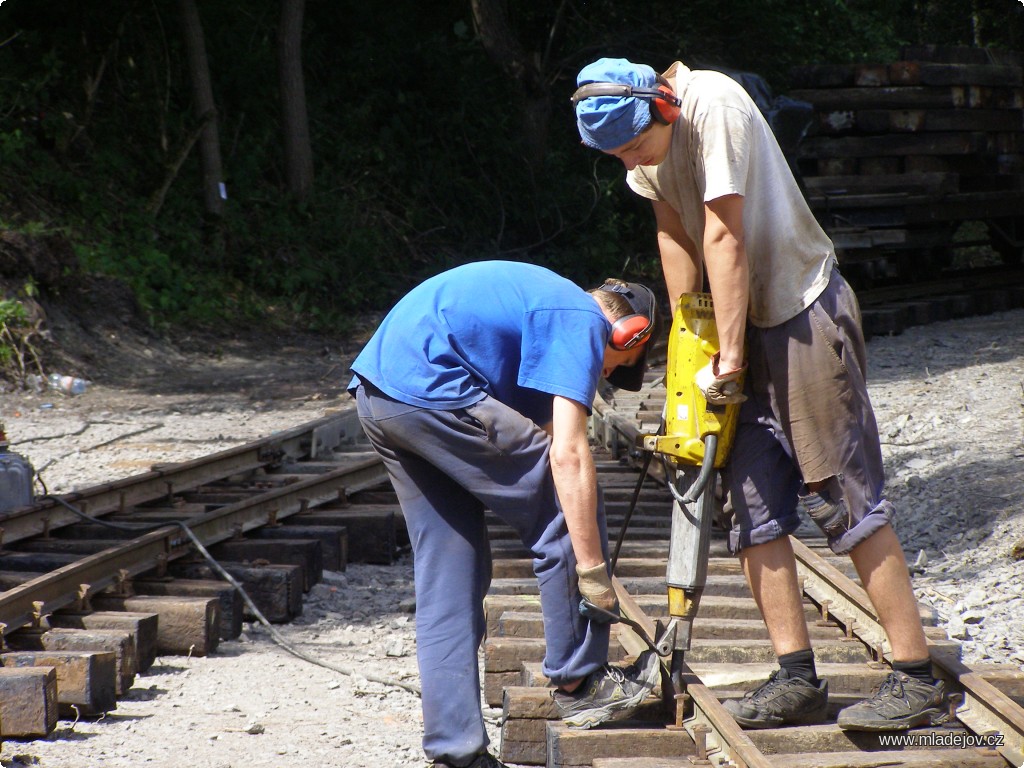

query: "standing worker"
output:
571 58 946 732
348 260 661 768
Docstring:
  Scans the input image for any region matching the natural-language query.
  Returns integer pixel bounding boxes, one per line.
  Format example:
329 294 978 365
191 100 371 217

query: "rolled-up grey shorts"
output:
722 267 894 555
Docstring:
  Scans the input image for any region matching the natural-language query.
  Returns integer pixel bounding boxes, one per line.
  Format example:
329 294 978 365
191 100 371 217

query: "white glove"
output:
696 360 747 405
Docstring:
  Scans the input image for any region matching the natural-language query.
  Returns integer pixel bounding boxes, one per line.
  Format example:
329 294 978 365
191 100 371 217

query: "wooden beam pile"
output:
790 45 1024 276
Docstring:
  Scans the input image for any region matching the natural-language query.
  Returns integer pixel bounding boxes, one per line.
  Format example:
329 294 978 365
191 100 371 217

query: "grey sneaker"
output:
723 668 828 729
552 650 660 729
837 671 945 731
431 753 507 768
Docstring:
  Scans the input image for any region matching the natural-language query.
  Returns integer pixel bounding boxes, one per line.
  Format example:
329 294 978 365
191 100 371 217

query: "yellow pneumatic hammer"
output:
581 293 744 702
641 292 744 696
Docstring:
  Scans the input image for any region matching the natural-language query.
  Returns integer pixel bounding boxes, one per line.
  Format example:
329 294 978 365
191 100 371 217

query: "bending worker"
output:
571 57 945 732
348 260 660 768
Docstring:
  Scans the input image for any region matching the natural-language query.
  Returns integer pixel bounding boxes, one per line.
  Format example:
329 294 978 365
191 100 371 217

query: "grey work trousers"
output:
355 383 610 766
724 268 894 555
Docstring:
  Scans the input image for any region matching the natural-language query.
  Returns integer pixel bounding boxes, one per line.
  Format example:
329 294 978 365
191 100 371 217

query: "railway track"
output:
0 410 399 736
0 279 1022 764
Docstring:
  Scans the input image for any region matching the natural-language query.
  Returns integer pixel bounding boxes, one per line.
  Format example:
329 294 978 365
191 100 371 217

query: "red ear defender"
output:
650 82 681 125
610 313 653 350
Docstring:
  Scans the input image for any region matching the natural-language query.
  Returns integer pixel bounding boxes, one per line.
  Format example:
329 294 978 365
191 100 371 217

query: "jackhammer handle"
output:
681 433 718 504
580 594 664 656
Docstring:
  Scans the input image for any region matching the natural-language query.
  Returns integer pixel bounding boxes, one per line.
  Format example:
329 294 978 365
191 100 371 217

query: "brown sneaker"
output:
552 650 660 729
837 671 945 731
723 668 828 729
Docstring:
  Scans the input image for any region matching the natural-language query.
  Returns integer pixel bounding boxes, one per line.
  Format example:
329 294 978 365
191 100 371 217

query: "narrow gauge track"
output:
0 275 1021 761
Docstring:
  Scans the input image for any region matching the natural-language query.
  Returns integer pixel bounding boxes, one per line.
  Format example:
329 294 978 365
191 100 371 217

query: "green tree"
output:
0 0 1021 331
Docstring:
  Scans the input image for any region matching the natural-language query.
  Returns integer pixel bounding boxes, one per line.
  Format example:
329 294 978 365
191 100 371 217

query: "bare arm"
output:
703 194 749 373
652 198 702 309
549 395 603 569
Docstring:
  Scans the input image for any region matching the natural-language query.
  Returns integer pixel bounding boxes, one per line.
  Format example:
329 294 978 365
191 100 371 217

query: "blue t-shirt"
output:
349 261 610 425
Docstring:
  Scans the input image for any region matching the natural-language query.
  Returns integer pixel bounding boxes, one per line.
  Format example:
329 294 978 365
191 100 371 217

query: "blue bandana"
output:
574 58 658 150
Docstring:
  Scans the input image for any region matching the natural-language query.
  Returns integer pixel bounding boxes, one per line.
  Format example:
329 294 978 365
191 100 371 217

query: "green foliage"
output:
0 128 28 166
0 297 28 331
0 290 44 383
0 0 1021 330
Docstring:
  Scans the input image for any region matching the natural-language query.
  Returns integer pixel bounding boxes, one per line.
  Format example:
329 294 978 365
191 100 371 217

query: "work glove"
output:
576 562 619 619
696 359 747 405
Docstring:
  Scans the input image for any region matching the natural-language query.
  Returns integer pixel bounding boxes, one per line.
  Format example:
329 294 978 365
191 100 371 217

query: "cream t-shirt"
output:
627 62 836 328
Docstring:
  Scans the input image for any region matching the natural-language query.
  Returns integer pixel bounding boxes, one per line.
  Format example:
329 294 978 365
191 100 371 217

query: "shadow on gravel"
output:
866 309 1024 386
886 455 1021 559
142 662 193 676
121 685 169 701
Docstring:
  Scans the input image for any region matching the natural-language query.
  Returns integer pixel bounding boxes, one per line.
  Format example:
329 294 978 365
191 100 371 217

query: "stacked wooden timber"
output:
790 45 1024 280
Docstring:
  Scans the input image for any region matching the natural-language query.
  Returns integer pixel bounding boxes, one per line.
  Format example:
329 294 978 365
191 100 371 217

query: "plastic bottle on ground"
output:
47 373 90 396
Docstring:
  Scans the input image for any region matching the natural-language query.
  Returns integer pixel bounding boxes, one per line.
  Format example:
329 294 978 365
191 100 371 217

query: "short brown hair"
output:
588 278 633 319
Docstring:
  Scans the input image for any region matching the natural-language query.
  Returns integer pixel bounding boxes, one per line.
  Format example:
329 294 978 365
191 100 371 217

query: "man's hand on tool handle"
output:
696 356 747 405
577 562 619 615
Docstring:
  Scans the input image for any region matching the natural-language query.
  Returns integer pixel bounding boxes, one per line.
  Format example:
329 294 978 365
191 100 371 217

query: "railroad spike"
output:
690 723 712 764
77 583 92 612
815 598 833 626
868 642 887 668
117 568 135 597
946 692 964 726
666 691 690 731
31 600 49 628
843 615 858 641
